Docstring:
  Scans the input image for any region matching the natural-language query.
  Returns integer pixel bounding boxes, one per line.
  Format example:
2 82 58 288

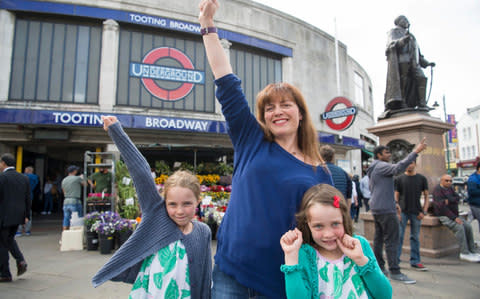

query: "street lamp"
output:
433 95 451 174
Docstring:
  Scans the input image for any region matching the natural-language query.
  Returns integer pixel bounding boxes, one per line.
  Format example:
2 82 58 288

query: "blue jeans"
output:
397 212 421 265
63 203 83 227
43 192 53 212
212 265 268 299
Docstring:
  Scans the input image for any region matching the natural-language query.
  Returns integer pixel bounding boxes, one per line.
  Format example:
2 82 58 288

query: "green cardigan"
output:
280 235 392 299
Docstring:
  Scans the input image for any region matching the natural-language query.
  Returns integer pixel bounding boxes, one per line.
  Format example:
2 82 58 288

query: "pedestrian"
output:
352 174 363 222
367 138 427 284
92 116 212 298
432 174 480 262
394 160 429 270
280 184 392 299
360 173 371 212
466 161 480 231
17 166 38 236
61 165 85 230
320 145 352 200
0 153 29 282
199 1 333 297
41 177 54 215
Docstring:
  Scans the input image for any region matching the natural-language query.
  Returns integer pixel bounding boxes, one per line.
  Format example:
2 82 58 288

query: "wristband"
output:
200 27 217 36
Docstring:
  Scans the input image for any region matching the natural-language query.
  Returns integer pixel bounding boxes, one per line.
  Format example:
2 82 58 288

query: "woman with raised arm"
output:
199 1 333 298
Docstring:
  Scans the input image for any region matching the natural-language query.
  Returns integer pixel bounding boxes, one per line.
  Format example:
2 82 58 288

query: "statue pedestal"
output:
367 113 454 191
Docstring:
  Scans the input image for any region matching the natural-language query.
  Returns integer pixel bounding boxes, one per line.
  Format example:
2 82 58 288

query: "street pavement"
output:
1 206 480 299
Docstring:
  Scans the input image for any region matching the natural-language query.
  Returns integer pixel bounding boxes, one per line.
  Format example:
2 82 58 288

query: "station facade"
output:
0 0 377 183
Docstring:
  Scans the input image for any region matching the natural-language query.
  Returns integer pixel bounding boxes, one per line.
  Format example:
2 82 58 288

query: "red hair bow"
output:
333 195 340 208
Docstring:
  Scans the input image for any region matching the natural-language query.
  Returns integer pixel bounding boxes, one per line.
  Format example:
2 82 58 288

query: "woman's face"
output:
165 186 199 233
263 95 302 141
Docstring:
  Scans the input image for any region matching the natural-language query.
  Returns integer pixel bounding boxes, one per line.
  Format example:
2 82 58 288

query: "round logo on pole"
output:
130 47 205 101
321 97 357 131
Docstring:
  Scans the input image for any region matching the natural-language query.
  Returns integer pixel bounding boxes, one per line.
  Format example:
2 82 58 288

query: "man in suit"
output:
0 153 30 282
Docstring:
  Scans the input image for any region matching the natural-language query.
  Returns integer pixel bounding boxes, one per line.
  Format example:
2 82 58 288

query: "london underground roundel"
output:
129 47 205 101
321 97 357 131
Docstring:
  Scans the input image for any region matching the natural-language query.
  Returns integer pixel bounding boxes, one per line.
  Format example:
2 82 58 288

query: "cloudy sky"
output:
253 0 480 121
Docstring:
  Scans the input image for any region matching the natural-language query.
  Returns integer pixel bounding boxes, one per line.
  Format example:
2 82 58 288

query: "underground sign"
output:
130 47 205 101
321 97 357 131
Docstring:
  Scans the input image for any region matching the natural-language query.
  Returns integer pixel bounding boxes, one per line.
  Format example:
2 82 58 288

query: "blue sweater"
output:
91 123 212 299
214 74 333 299
467 172 480 207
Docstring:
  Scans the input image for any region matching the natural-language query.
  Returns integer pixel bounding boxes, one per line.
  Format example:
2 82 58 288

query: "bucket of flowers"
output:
115 218 136 248
84 211 101 250
91 211 120 254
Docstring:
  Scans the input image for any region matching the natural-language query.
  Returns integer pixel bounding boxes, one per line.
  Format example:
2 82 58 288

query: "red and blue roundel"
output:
321 97 357 131
130 47 205 101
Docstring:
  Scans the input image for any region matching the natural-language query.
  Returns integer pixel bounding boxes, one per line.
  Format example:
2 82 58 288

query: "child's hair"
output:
163 170 201 202
295 184 353 246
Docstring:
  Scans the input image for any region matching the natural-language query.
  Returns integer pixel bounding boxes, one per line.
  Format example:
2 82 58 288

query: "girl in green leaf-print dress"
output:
280 184 392 299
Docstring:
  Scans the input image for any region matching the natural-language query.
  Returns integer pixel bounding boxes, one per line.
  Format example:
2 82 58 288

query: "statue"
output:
381 15 435 119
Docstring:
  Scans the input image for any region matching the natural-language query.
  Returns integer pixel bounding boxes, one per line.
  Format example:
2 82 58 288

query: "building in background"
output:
0 0 376 184
456 105 480 177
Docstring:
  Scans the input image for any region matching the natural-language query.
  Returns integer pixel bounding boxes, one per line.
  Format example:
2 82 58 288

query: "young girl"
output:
92 116 212 299
280 184 392 299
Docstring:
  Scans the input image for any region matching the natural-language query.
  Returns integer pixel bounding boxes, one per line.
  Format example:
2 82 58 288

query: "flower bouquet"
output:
114 218 136 247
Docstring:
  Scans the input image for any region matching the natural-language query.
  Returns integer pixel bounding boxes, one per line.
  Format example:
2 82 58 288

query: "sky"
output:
253 0 480 121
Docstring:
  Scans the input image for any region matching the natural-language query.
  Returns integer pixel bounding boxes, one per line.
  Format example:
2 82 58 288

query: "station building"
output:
0 0 377 184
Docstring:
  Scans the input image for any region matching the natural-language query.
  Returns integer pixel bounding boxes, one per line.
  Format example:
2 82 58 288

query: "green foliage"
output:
174 161 194 172
115 160 140 219
155 160 171 175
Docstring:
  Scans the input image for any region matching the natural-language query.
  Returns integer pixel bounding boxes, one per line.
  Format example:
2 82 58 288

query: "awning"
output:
361 148 374 157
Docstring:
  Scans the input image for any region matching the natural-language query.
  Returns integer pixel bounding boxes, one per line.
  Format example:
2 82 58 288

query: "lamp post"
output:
433 95 451 174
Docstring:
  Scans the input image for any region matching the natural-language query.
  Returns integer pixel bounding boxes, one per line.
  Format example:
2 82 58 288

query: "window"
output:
9 17 101 103
462 147 466 159
354 72 364 106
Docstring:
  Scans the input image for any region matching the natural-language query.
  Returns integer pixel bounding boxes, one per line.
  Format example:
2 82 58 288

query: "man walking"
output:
320 145 352 201
0 154 29 282
395 160 429 270
61 165 85 230
432 174 480 262
367 138 427 284
466 161 480 231
17 166 38 236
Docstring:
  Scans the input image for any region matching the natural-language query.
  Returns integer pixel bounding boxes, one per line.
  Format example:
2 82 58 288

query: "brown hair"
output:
163 170 201 202
255 82 323 165
319 145 335 163
295 184 353 246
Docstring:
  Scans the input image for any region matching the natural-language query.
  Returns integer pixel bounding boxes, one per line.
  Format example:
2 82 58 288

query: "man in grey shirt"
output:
61 165 85 230
367 138 426 284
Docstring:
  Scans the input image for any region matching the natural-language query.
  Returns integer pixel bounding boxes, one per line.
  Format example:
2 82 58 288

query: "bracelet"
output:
200 27 218 36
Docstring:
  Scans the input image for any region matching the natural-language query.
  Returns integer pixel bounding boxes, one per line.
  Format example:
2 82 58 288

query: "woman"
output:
199 1 333 298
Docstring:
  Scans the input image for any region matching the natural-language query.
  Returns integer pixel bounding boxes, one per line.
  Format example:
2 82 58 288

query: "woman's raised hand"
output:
198 0 219 27
101 115 118 131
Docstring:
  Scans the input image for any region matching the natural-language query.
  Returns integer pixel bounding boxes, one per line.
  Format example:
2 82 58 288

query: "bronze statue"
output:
382 15 435 119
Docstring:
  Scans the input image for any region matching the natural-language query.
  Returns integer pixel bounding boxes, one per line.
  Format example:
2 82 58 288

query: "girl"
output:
280 184 392 299
92 116 212 299
199 1 333 297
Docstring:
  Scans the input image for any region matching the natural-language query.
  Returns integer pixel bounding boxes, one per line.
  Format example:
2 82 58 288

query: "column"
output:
98 19 120 111
0 10 15 102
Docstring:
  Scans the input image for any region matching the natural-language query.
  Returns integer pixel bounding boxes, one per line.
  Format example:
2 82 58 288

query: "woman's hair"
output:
295 184 353 246
163 170 201 202
255 83 323 165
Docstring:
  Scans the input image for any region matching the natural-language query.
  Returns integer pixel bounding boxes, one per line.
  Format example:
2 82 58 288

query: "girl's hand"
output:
102 116 118 131
336 234 368 267
280 228 303 265
198 0 219 27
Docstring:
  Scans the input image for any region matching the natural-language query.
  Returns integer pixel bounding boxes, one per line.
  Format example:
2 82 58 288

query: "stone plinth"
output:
360 212 459 258
367 113 454 193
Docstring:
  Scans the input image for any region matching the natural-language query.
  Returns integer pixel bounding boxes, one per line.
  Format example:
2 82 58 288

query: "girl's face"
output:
165 186 199 233
263 95 302 141
307 203 345 257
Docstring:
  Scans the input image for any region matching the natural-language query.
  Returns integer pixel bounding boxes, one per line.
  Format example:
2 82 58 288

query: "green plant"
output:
119 203 140 219
155 160 171 175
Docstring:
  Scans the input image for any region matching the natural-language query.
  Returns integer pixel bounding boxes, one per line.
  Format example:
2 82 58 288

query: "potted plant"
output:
91 211 120 254
114 218 135 247
84 211 101 250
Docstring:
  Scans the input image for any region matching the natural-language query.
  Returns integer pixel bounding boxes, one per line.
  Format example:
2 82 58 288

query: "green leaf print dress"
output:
129 240 191 299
